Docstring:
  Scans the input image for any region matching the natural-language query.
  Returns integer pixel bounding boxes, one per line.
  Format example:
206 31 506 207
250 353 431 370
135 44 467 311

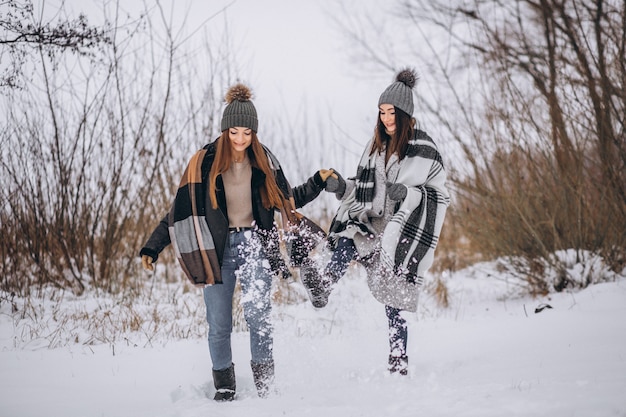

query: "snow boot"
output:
388 355 408 376
300 260 333 308
251 360 275 398
213 363 236 401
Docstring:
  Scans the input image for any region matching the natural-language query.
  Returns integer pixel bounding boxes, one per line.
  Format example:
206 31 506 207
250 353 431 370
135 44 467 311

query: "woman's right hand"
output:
322 168 346 197
141 254 155 271
318 169 338 182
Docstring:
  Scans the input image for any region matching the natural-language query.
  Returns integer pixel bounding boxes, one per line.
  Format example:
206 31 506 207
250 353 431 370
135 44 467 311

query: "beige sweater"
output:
221 159 253 228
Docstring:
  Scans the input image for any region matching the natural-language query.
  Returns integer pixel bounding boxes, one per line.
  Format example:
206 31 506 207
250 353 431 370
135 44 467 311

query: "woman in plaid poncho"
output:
140 83 336 401
302 69 450 375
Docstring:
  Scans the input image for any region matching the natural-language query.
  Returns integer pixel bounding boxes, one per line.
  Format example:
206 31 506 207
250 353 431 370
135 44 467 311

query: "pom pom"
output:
225 83 253 104
395 68 418 89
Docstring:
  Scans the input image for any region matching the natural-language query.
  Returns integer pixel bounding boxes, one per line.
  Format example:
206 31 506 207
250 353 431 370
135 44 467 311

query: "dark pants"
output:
327 237 408 358
385 306 407 358
324 237 358 282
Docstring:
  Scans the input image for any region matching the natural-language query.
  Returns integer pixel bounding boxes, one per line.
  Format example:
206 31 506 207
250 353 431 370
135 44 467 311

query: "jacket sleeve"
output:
291 171 326 209
139 213 171 262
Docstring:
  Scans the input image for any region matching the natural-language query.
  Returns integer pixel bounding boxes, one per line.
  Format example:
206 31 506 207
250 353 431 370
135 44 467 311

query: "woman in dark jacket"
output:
140 83 335 401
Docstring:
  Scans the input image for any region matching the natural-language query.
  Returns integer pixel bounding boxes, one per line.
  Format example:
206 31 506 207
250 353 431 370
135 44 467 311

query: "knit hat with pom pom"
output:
378 68 418 116
221 83 258 132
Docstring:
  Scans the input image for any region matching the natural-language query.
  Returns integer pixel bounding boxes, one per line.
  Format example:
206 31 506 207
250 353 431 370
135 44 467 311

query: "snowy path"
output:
1 276 625 417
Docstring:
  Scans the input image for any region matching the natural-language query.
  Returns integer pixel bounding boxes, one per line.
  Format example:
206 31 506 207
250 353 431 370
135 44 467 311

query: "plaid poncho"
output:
167 144 293 287
329 129 450 310
167 148 222 287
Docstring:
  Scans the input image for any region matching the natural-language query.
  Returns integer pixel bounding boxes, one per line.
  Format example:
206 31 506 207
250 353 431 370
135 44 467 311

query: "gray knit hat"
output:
377 68 418 116
221 83 258 132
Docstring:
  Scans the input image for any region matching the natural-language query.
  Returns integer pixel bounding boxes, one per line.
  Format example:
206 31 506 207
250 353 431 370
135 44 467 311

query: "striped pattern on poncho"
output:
168 149 221 286
330 129 450 284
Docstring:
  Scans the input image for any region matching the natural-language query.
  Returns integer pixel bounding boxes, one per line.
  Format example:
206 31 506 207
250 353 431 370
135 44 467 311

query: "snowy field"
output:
1 258 625 417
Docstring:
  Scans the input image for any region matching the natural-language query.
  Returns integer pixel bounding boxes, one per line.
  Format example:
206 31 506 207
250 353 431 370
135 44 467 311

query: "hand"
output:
386 182 407 201
324 169 346 196
318 169 337 182
141 254 155 271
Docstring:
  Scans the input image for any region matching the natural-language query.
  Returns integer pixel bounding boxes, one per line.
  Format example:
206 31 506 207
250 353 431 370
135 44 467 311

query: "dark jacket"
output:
140 139 325 276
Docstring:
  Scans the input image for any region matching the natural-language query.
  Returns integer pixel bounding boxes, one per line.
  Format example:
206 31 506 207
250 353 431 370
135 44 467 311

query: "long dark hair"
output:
370 106 416 164
208 131 285 210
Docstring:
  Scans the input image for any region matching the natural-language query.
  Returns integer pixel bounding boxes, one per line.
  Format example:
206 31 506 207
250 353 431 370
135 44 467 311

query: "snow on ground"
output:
1 262 625 417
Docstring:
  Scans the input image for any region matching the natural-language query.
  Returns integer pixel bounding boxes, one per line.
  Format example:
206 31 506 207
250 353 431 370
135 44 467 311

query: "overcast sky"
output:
58 0 385 134
212 0 394 150
37 0 415 177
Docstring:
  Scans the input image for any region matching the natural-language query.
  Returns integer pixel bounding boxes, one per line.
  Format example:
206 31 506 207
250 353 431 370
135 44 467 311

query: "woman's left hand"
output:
386 182 407 201
141 254 155 271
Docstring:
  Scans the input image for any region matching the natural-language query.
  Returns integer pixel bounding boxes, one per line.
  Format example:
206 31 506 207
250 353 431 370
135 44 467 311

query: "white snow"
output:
1 261 625 417
4 1 624 416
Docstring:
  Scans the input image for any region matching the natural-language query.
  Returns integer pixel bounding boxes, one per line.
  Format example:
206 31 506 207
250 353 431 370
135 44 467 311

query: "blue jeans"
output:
203 230 273 371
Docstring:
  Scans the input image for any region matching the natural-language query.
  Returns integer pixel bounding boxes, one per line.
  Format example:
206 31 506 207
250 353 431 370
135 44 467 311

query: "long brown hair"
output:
370 106 416 164
208 131 285 210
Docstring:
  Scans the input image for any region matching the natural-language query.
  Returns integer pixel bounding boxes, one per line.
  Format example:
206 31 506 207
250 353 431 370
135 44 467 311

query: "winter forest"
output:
1 0 625 416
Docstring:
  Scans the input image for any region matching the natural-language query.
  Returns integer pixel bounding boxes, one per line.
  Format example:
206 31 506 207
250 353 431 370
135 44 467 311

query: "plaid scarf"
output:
330 129 450 283
168 148 221 286
168 145 291 287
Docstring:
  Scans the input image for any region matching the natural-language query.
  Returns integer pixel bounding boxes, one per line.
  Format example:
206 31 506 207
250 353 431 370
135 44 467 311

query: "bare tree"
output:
335 0 625 290
0 0 111 88
0 1 235 295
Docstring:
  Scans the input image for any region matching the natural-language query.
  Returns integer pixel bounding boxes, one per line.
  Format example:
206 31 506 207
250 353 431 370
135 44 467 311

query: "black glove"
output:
386 182 407 201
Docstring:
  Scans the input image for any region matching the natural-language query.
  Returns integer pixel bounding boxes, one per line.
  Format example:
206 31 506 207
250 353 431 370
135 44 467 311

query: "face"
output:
379 104 396 134
228 127 253 156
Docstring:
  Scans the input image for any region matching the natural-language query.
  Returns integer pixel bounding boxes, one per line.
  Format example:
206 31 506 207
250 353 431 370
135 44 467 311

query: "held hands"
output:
141 254 155 271
386 182 407 201
319 168 346 197
318 169 336 182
